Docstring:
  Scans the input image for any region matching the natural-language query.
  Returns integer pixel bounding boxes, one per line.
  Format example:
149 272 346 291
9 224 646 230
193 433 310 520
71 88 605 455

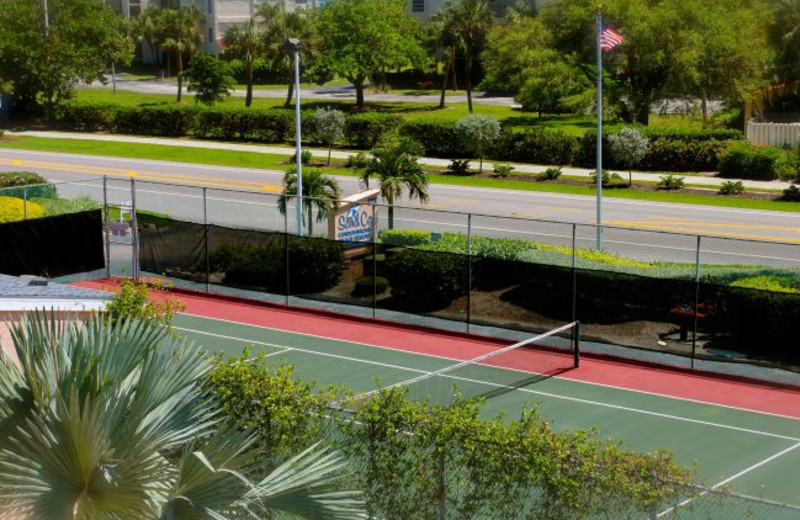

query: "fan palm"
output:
223 18 262 107
360 139 430 229
278 167 343 236
259 7 317 108
0 313 363 519
449 0 493 113
161 5 205 102
136 5 164 77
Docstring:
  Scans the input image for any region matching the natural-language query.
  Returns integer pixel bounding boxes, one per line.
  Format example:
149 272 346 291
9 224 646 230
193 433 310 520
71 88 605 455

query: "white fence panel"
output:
747 121 800 147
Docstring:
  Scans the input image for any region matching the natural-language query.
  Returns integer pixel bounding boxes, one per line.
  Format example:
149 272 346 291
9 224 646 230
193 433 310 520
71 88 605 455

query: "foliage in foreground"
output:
0 314 363 519
209 354 692 520
104 279 186 329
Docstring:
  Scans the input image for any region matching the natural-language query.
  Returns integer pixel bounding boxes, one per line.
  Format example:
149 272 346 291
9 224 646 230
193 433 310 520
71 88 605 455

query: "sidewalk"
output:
9 130 794 191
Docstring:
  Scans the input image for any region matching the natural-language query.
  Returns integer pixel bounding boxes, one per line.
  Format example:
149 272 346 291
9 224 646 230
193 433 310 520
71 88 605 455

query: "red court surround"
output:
76 279 800 420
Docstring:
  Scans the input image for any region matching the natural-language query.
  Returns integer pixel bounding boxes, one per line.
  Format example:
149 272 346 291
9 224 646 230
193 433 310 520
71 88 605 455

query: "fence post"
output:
203 187 210 293
437 450 446 520
103 176 111 279
284 199 290 306
23 187 28 220
467 213 473 334
130 177 138 281
691 235 701 369
372 200 378 319
574 321 581 368
571 224 577 323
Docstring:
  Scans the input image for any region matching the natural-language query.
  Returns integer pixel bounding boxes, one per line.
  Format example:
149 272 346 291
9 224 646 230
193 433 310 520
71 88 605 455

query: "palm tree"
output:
0 313 363 519
223 18 262 107
161 5 205 102
449 0 493 113
278 167 343 236
260 7 316 108
136 5 164 77
360 139 430 229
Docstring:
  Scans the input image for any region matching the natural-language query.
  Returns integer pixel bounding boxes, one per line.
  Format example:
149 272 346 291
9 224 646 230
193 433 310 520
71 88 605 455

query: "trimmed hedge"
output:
717 143 784 181
193 107 294 142
344 113 403 149
112 104 196 137
492 127 577 166
398 119 470 158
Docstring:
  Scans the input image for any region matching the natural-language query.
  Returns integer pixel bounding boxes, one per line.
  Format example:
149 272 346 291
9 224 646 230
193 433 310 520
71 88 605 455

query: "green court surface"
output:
174 313 800 518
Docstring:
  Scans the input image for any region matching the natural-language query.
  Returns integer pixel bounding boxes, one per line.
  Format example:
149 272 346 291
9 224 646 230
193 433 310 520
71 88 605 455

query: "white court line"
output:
657 441 800 517
178 312 800 424
176 325 800 443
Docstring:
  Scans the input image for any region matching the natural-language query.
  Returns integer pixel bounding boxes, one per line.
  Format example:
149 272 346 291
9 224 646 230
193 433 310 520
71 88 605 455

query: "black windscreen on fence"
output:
138 217 800 376
0 209 104 277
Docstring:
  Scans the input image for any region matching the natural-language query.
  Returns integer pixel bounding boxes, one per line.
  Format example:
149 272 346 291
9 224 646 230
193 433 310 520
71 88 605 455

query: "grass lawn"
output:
74 89 703 137
3 135 798 214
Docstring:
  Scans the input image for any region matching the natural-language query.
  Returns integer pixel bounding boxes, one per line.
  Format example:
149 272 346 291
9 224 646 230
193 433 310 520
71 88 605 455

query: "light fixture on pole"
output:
283 37 303 237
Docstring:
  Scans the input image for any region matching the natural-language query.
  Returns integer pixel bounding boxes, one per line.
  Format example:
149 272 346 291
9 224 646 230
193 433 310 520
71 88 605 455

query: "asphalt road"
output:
2 148 800 269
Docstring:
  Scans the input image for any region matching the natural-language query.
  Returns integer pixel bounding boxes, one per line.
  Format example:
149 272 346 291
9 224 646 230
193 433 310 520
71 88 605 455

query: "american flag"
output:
600 25 625 51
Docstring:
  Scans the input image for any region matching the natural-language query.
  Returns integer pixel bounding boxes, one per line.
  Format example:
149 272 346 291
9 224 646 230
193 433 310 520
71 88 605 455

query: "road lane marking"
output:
609 219 800 234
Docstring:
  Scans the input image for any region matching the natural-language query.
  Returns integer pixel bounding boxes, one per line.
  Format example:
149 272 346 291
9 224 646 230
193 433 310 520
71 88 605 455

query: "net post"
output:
571 223 577 322
691 235 701 370
23 187 28 220
573 321 581 368
103 176 111 279
467 212 473 334
203 187 210 293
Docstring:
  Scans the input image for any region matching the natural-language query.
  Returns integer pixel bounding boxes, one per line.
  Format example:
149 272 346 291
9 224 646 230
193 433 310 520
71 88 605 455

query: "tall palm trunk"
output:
176 51 183 102
701 89 708 128
246 63 254 107
439 51 450 109
285 79 294 107
451 48 458 91
465 52 473 113
388 204 394 230
307 205 313 236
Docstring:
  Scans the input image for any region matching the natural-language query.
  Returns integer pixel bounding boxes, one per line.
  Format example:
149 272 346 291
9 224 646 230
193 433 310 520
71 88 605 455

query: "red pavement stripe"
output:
76 280 800 420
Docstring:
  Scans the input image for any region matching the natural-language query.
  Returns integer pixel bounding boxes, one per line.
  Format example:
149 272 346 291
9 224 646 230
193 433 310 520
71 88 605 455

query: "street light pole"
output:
284 38 303 237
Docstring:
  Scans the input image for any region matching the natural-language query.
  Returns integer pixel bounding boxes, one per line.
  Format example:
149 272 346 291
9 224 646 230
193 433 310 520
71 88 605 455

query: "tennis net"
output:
355 321 581 408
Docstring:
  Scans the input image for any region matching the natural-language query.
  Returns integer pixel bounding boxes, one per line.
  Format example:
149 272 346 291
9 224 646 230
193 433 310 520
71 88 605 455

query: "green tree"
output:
516 60 593 116
0 0 129 114
456 114 500 172
313 107 347 165
223 18 262 107
431 2 459 108
607 126 649 177
135 5 165 77
161 5 205 102
360 139 429 229
0 313 363 519
314 0 425 108
278 167 343 235
770 0 800 84
184 51 235 105
447 0 493 113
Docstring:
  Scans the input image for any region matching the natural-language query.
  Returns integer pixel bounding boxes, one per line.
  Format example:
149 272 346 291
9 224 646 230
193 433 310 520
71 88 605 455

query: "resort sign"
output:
329 189 381 244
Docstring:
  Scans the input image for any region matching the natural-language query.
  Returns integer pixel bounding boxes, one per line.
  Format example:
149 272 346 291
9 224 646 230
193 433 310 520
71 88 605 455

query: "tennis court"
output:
159 294 800 519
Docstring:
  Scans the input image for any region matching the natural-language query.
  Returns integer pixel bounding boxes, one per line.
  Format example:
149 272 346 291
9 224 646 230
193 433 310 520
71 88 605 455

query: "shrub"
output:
383 248 469 311
657 174 685 190
104 279 185 329
448 159 471 175
290 149 314 165
456 114 501 173
541 166 563 180
0 196 44 223
607 127 649 171
352 275 389 296
719 180 744 196
0 172 57 199
717 142 782 180
287 237 346 293
399 119 468 158
343 113 403 149
313 107 346 164
492 128 577 166
729 275 800 294
346 152 371 169
781 184 800 202
642 138 729 172
589 171 624 185
775 150 800 182
493 163 514 178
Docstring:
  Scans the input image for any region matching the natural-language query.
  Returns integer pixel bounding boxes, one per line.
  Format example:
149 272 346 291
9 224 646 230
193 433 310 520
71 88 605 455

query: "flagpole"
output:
595 11 603 250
